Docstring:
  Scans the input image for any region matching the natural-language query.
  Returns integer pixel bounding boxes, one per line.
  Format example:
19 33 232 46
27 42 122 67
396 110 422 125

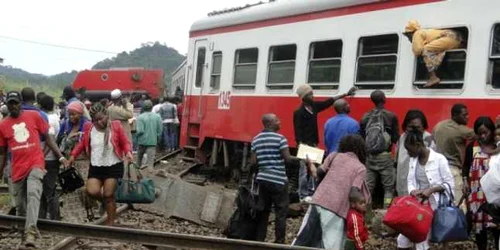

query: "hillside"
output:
0 42 186 98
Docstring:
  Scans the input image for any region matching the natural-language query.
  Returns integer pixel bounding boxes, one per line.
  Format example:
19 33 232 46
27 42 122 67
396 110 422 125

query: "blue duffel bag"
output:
430 183 468 243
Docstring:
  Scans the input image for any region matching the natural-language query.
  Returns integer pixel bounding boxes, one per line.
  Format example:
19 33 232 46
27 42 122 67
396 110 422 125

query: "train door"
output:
192 40 208 122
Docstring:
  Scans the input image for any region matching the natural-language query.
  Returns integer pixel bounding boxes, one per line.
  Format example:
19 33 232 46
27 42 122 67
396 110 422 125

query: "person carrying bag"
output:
115 162 155 204
430 183 468 243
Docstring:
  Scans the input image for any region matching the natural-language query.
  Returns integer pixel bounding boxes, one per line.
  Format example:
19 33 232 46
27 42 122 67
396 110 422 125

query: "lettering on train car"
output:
218 90 231 110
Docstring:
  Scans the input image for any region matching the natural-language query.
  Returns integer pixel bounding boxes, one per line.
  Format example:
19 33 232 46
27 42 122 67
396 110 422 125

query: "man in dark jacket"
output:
293 84 356 201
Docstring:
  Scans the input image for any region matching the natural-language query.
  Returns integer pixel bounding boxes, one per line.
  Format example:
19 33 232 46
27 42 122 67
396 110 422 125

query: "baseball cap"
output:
6 91 22 103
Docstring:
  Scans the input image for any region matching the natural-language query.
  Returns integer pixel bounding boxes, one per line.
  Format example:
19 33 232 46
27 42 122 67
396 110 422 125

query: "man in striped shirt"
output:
250 113 297 244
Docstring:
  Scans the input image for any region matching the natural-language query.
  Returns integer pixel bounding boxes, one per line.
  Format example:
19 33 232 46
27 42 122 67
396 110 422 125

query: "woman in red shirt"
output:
69 103 133 225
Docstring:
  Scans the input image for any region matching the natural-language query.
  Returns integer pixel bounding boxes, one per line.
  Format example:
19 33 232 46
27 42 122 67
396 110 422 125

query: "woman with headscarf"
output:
463 117 500 250
404 20 463 87
58 101 90 157
68 103 133 226
293 135 370 249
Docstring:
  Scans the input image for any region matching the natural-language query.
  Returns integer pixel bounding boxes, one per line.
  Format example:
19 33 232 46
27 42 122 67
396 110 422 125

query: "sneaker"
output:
24 227 37 248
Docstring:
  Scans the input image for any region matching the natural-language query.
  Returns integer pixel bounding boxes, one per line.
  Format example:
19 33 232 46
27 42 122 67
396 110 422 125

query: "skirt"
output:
88 162 124 181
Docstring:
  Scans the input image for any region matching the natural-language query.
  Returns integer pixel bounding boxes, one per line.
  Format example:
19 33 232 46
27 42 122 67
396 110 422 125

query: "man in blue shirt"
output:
324 99 359 155
21 88 48 122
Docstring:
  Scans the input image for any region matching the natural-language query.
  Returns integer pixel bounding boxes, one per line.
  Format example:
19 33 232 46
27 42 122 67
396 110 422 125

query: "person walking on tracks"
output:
136 100 162 175
0 91 68 247
360 90 399 208
68 103 133 226
108 89 134 144
159 97 179 152
250 113 298 243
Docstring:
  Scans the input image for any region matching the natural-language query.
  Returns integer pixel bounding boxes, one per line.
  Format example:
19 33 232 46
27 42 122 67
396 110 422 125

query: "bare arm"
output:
44 133 68 167
280 147 299 165
0 146 6 179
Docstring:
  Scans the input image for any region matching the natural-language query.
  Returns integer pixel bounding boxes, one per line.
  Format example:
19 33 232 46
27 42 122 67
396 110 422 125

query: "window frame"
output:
354 33 400 90
232 48 259 89
307 39 343 90
194 47 207 88
266 44 297 89
488 23 500 91
210 51 223 91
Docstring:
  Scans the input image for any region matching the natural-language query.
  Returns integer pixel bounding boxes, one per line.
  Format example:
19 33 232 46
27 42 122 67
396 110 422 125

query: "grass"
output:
2 81 64 102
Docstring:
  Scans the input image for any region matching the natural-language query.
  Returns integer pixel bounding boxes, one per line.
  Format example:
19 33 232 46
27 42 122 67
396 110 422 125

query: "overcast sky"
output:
0 0 251 75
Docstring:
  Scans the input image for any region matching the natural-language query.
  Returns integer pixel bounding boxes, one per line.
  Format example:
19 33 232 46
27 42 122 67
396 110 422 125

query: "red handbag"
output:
383 195 434 243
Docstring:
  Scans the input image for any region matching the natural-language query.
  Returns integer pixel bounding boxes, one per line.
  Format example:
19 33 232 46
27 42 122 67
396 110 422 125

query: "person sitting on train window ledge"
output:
433 103 475 208
324 99 359 156
61 85 91 120
249 113 299 244
39 95 63 220
108 89 134 144
136 100 162 175
159 97 179 153
57 101 91 157
293 84 356 202
359 90 399 208
404 20 463 87
68 103 133 226
0 91 69 247
396 110 436 197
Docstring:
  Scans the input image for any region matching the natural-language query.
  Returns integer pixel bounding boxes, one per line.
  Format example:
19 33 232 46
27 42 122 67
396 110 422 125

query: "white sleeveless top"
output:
90 127 121 167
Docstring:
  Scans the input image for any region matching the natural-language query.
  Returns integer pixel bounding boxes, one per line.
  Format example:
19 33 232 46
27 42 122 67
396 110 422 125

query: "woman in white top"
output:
397 129 454 250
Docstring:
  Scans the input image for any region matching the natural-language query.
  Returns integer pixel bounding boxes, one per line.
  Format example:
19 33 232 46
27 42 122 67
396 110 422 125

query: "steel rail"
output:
0 215 317 250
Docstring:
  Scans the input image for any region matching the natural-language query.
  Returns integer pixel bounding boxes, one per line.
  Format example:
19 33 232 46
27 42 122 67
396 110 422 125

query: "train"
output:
178 0 500 175
72 68 165 101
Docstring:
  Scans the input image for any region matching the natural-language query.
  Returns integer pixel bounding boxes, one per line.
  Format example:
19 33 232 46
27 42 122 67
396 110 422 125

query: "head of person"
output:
402 109 429 133
110 89 122 104
62 86 76 102
20 87 36 105
403 19 420 41
262 113 281 132
67 101 84 125
100 98 110 107
89 103 109 130
333 99 350 114
451 103 469 125
370 90 386 107
474 116 496 145
338 134 367 164
39 95 54 113
36 92 46 104
84 99 92 110
296 84 314 105
349 187 367 213
142 100 153 112
404 129 427 158
5 91 22 118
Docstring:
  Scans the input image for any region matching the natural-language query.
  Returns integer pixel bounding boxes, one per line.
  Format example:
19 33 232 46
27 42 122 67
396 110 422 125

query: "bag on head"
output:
365 109 390 154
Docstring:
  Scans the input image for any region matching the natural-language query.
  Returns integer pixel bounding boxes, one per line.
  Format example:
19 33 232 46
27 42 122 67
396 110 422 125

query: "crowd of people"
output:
0 86 182 248
249 84 500 250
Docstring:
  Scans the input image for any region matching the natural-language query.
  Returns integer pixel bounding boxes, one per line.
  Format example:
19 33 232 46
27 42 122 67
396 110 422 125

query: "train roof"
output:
190 0 393 32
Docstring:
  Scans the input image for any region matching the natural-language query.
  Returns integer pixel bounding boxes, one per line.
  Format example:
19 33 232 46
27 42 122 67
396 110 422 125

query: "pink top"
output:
312 152 371 219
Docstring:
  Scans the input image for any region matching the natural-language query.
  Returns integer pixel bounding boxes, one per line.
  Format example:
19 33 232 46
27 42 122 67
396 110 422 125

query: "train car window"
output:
210 52 222 90
195 48 206 88
414 27 468 89
267 44 297 89
233 48 259 89
490 24 500 89
308 40 342 90
355 34 398 89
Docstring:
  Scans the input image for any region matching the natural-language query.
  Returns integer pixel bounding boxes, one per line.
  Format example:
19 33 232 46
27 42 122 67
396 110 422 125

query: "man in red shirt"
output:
0 91 68 248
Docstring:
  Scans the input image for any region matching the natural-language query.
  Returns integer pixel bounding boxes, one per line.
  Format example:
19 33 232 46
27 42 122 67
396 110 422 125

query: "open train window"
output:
489 24 500 89
233 48 258 89
355 34 398 90
195 48 206 88
308 40 342 90
414 27 468 90
210 51 222 90
267 44 296 89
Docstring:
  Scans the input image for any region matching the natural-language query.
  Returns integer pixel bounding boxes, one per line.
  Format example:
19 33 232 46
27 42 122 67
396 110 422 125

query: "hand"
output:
67 156 75 167
421 188 434 198
125 152 134 162
410 190 422 197
61 158 69 168
346 87 357 96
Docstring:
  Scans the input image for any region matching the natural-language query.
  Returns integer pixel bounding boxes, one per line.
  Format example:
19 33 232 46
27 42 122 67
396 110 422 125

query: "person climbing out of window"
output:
404 20 463 87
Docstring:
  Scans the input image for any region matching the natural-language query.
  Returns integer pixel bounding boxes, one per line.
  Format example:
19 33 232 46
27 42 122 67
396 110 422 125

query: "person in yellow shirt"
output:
404 20 463 87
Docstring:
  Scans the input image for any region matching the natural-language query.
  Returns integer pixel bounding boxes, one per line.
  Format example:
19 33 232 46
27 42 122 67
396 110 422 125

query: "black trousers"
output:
256 180 289 244
39 160 60 220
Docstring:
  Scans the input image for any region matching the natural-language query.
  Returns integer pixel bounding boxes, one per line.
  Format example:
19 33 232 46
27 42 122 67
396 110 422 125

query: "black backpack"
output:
224 185 260 240
365 109 390 154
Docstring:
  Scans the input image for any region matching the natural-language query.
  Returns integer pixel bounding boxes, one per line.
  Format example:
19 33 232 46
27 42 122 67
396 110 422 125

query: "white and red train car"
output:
179 0 500 167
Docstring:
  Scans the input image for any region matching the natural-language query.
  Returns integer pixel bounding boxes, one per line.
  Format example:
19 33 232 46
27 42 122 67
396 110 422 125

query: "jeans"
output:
137 145 156 169
298 161 316 199
39 161 60 220
12 168 45 233
256 181 289 243
163 123 177 151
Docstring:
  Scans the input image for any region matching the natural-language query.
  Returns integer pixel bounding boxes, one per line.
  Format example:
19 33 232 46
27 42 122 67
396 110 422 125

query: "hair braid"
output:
89 103 107 120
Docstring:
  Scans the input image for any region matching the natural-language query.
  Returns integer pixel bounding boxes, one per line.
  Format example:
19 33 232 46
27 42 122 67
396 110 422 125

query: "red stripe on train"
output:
189 0 443 38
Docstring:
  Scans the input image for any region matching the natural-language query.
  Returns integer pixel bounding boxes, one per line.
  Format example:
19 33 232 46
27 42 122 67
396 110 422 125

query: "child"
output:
346 187 369 250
